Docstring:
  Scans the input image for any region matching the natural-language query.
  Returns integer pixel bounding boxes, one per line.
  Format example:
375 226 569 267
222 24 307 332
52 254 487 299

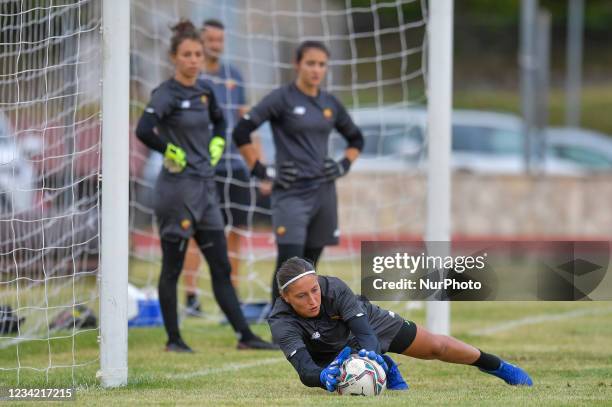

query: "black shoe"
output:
237 335 280 350
185 305 204 318
165 338 194 353
185 295 204 318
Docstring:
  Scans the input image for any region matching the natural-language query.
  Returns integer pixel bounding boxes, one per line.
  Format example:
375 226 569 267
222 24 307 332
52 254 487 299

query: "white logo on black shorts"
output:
293 106 306 115
311 331 321 340
181 100 191 109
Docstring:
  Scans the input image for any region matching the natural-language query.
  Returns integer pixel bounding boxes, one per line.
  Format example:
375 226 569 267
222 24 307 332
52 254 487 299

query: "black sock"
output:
303 247 324 268
239 330 256 342
471 350 502 371
195 229 253 339
186 293 198 307
159 238 187 344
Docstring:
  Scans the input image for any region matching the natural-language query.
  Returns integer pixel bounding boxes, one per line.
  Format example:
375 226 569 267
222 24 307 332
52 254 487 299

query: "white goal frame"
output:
98 0 129 388
425 0 453 335
95 0 453 387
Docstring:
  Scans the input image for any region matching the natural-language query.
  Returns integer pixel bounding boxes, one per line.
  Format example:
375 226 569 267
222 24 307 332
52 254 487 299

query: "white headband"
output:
280 270 316 290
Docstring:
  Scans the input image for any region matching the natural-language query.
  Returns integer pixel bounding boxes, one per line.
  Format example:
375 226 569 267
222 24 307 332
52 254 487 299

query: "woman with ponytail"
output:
136 19 277 352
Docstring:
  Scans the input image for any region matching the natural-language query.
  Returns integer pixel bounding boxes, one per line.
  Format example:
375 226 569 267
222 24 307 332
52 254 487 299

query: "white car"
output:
0 113 37 214
329 107 426 173
326 108 584 175
546 127 612 171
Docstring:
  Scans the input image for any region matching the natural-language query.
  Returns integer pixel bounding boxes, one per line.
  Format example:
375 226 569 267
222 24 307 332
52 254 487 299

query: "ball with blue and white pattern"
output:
337 354 387 396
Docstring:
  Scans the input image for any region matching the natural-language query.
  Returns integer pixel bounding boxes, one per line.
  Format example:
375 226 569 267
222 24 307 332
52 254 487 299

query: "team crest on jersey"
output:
311 331 321 340
226 79 237 90
180 219 191 230
181 100 191 109
323 108 333 119
293 106 306 115
276 225 287 236
200 95 208 104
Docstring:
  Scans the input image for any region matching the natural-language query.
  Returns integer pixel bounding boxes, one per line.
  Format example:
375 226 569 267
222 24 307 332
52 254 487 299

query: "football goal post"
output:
0 0 451 388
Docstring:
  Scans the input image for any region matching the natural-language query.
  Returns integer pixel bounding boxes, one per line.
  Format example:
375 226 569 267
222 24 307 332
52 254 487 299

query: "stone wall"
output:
336 172 612 238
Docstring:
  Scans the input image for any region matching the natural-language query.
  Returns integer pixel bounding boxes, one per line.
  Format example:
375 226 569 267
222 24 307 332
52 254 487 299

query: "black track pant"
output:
158 230 253 343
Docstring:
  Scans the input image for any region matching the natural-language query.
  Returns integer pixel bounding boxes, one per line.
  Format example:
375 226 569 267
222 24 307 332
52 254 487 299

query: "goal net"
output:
130 0 428 321
0 0 429 386
0 0 102 385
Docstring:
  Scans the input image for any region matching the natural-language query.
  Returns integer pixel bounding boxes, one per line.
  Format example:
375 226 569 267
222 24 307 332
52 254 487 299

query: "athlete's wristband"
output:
251 160 275 180
339 157 352 173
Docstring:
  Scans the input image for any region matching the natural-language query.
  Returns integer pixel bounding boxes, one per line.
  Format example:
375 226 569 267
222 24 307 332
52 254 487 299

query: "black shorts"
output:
387 320 418 354
271 180 339 247
153 174 224 240
215 167 253 227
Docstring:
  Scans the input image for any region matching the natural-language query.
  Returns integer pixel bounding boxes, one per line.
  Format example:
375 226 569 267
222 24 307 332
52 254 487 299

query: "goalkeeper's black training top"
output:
232 82 363 180
268 276 404 387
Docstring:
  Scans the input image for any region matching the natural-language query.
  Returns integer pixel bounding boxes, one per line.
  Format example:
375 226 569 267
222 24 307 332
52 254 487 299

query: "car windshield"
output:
452 125 523 155
549 145 612 169
330 124 424 159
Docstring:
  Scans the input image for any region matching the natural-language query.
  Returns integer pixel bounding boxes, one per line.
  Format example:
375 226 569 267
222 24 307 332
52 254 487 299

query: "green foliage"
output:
350 0 612 31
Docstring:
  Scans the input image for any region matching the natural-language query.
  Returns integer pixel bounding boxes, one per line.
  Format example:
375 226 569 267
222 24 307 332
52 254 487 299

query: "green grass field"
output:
1 256 612 406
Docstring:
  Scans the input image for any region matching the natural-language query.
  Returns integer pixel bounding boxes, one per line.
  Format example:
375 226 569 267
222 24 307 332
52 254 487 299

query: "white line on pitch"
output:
471 307 612 336
165 357 285 380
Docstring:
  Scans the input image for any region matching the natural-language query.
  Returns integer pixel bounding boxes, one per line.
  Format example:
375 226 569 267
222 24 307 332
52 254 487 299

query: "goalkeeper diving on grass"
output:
268 257 533 392
135 19 277 352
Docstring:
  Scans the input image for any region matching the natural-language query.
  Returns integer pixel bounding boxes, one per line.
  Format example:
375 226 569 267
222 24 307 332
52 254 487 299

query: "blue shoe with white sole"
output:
481 360 533 386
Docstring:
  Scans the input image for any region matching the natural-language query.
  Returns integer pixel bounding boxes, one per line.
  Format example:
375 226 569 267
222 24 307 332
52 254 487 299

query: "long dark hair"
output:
277 257 316 293
169 19 201 55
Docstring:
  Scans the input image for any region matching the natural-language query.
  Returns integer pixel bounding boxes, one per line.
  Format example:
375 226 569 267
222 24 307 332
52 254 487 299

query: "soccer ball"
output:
337 355 387 396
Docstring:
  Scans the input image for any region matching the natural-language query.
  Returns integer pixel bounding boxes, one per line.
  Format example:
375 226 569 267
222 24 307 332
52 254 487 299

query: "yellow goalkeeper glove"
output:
163 143 187 173
209 136 225 167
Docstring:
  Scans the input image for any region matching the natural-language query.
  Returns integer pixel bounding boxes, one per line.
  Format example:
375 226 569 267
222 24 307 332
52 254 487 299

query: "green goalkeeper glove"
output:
163 143 187 173
209 136 225 167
